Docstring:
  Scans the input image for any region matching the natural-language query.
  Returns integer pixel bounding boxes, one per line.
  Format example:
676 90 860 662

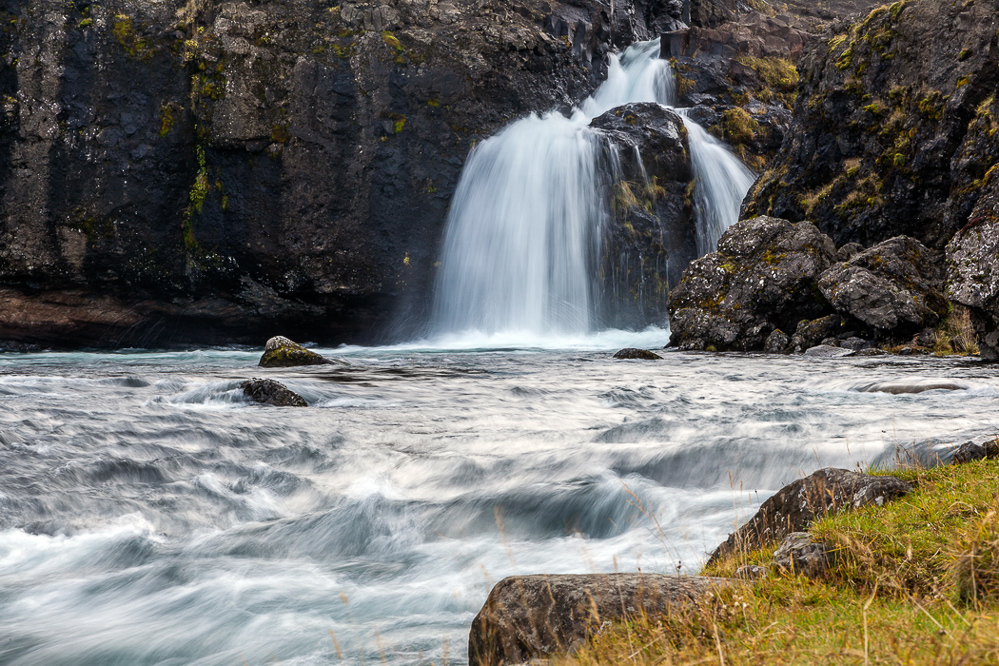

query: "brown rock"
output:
258 336 339 368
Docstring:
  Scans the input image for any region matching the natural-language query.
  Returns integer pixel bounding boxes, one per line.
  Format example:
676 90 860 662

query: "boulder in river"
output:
240 379 308 407
613 348 663 360
707 468 912 566
818 236 947 333
667 216 837 351
258 336 339 368
468 573 735 665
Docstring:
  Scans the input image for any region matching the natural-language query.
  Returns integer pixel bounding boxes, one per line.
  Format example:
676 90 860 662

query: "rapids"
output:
1 343 997 664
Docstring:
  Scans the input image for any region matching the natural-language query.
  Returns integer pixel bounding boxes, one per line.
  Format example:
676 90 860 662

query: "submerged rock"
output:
240 378 308 407
613 348 663 360
804 344 855 358
667 216 837 351
259 336 339 368
707 468 912 566
468 574 734 665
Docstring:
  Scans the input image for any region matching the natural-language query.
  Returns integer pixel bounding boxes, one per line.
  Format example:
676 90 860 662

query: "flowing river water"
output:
1 337 998 665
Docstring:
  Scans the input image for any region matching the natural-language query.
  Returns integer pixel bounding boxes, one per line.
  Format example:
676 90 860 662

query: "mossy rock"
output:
258 336 340 367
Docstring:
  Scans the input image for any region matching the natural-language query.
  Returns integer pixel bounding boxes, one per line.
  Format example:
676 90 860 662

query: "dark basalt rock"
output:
763 328 790 354
951 439 999 465
790 314 846 351
667 216 837 352
613 347 662 360
590 103 695 327
707 467 912 566
745 0 999 252
468 573 735 665
240 378 308 407
818 236 947 333
259 336 339 368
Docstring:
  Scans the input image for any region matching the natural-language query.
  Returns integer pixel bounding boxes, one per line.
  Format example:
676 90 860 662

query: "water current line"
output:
430 38 755 337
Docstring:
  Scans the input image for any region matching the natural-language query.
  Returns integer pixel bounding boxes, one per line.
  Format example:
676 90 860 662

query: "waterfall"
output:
430 38 754 338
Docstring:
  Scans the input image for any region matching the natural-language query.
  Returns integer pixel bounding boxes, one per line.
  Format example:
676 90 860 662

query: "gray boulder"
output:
818 236 948 333
763 329 790 354
613 348 663 360
667 216 837 351
258 336 340 368
951 439 999 465
946 205 999 359
707 468 912 566
790 314 846 351
772 532 834 579
240 378 308 407
468 574 734 665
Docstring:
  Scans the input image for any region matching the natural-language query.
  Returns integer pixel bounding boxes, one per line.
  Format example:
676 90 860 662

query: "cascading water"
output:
430 38 756 339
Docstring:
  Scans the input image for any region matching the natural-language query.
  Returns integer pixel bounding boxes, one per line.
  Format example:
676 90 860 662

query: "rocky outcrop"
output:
707 467 912 566
467 573 734 665
240 378 308 407
667 216 837 351
667 216 950 351
258 336 339 368
0 0 692 348
951 439 999 465
946 182 999 360
772 532 834 579
745 0 999 252
613 347 662 359
590 103 695 325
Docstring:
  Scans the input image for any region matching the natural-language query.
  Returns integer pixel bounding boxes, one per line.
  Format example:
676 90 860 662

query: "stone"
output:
258 336 339 368
707 468 912 566
946 204 999 360
240 378 308 407
818 236 948 333
667 216 837 351
735 565 769 580
804 344 855 358
840 336 874 351
790 314 846 351
835 243 865 262
468 574 735 665
613 348 663 360
952 439 999 465
763 329 790 354
772 532 834 579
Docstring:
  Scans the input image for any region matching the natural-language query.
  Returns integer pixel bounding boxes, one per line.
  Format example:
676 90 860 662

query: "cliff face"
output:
744 0 999 249
0 0 687 347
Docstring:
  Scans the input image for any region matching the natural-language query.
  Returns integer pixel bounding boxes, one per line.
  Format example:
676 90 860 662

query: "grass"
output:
559 457 999 665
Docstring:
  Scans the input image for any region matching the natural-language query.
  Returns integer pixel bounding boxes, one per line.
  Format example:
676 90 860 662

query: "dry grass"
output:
561 458 999 665
931 306 980 356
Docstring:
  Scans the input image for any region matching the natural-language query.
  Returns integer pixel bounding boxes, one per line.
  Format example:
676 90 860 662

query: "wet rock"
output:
707 468 912 566
952 439 999 465
898 346 914 356
667 216 837 352
804 344 854 358
836 243 865 262
791 314 846 351
240 378 308 407
946 200 999 360
259 336 338 368
468 574 735 665
613 348 663 360
840 336 874 351
772 532 834 579
852 380 968 394
590 103 695 326
763 329 789 354
818 236 948 333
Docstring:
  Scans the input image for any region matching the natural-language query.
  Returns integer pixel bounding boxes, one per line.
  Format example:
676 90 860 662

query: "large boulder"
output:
590 103 695 328
468 574 734 665
258 336 339 368
667 216 837 351
707 467 912 566
946 182 999 359
818 236 948 333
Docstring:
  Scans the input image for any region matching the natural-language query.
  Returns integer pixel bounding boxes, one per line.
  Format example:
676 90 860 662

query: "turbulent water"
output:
431 40 753 337
2 341 998 665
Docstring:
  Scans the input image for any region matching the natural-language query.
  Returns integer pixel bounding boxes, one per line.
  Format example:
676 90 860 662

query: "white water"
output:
430 39 755 339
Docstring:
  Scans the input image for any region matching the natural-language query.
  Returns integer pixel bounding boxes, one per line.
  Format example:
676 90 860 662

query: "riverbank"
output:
561 451 999 665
